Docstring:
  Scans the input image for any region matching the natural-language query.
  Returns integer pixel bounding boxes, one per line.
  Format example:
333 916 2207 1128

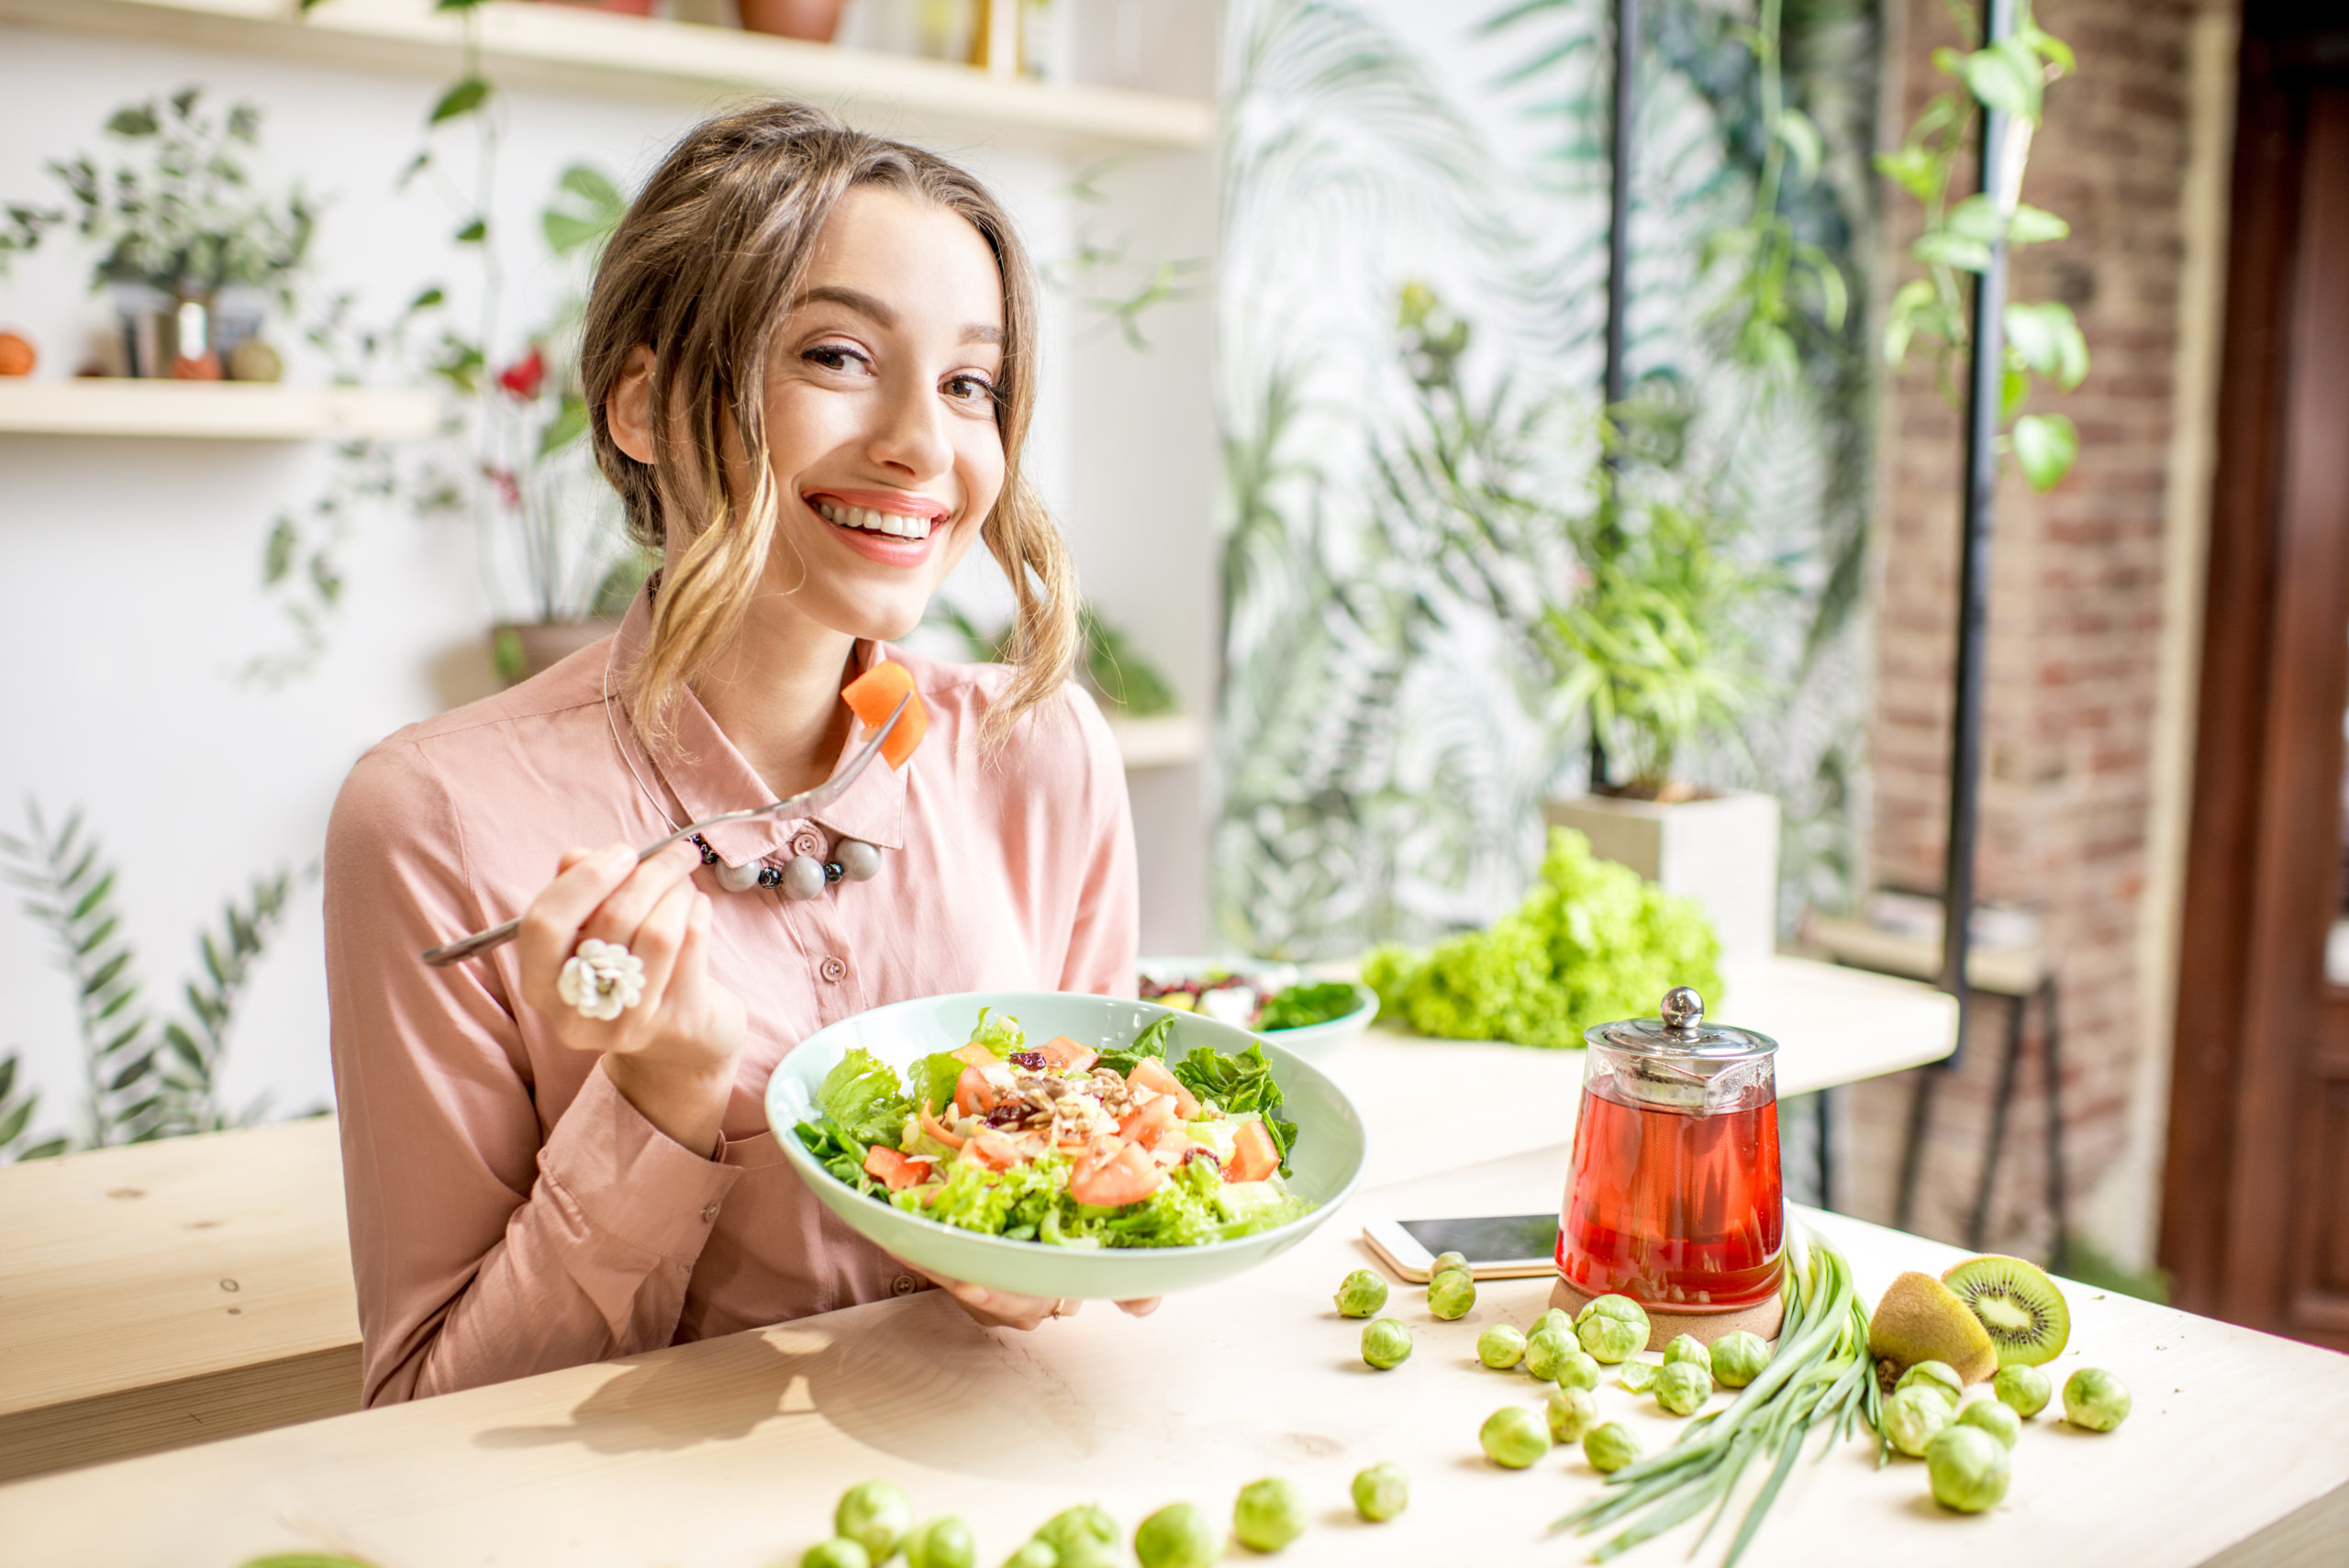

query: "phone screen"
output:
1398 1214 1560 1265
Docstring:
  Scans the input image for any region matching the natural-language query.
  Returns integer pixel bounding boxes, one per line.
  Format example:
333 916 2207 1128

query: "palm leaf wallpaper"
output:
1213 0 1882 957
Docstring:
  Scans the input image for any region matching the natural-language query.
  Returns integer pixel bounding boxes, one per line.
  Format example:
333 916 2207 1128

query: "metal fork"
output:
419 693 910 967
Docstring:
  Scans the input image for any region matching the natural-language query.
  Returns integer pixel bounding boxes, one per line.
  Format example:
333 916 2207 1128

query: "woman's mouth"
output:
811 497 937 541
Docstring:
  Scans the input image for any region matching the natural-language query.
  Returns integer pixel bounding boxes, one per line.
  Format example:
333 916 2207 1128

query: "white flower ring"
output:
557 937 647 1021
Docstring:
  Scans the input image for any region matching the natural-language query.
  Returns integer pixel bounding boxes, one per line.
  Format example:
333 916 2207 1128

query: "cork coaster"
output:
1548 1275 1786 1350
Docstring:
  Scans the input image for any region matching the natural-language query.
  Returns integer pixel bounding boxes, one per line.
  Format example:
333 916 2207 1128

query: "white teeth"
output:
810 497 933 540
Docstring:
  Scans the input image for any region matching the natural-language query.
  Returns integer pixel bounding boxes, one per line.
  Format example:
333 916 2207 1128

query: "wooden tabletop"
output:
0 953 1954 1480
5 1139 2342 1567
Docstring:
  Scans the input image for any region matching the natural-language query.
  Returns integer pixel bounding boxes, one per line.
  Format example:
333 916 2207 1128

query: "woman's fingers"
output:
578 840 701 949
516 844 637 1004
1115 1297 1161 1318
614 875 698 1023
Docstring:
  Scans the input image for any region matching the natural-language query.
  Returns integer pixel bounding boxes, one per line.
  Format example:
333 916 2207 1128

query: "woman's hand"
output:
911 1264 1160 1330
517 841 747 1156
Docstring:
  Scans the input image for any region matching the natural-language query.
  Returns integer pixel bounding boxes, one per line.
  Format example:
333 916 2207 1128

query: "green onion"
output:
1552 1225 1882 1566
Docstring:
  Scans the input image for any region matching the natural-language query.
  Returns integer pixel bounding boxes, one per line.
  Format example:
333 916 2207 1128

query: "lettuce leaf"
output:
814 1047 912 1151
1097 1012 1177 1076
1172 1042 1297 1174
1364 827 1723 1049
908 1051 965 1118
967 1006 1025 1059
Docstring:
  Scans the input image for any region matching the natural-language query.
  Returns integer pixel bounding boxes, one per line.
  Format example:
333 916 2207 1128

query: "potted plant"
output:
1545 489 1785 964
4 89 313 379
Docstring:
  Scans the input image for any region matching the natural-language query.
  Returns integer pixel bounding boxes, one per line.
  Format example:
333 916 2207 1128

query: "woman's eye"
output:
804 344 867 373
943 373 996 406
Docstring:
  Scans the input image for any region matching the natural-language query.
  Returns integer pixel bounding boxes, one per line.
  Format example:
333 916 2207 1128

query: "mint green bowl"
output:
764 990 1368 1301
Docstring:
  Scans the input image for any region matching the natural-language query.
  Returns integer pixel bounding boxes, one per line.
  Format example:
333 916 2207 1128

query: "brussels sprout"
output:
803 1541 872 1568
1956 1396 2022 1450
1552 1348 1603 1392
1231 1477 1308 1553
906 1517 978 1568
1351 1462 1409 1523
1521 1328 1572 1381
1532 1307 1575 1342
1479 1405 1552 1469
1709 1329 1770 1388
1546 1385 1600 1443
1993 1362 2052 1419
835 1481 916 1561
1896 1360 1965 1408
998 1543 1059 1568
1362 1317 1413 1370
1477 1324 1528 1370
1655 1359 1712 1416
1881 1385 1950 1458
2064 1367 2132 1432
1035 1505 1122 1568
1431 1251 1470 1278
1133 1502 1223 1568
1428 1269 1477 1321
1333 1269 1388 1318
1926 1424 2011 1513
1575 1294 1649 1362
1662 1333 1709 1369
1583 1421 1641 1474
1617 1359 1657 1394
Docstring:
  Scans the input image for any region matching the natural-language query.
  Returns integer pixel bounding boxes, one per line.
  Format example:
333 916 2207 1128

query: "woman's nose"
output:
864 371 953 479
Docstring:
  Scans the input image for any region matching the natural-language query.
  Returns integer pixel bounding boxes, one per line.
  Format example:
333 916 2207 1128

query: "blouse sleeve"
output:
325 740 740 1406
1054 688 1141 998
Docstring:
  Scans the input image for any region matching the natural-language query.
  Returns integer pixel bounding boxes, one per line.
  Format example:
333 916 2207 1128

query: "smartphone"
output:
1361 1214 1561 1282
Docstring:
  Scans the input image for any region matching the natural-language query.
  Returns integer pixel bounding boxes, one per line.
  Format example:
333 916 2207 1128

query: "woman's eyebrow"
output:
796 284 1003 349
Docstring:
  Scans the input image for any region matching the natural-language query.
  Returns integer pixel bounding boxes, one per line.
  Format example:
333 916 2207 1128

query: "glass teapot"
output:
1555 986 1785 1311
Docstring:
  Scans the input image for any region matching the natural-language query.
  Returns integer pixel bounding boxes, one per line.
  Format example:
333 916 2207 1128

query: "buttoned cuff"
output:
537 1062 743 1267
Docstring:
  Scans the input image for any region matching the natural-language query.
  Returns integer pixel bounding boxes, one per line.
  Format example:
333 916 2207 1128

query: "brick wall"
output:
1844 0 2201 1258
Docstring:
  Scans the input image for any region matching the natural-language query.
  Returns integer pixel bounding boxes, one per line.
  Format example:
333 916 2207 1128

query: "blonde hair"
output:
582 101 1078 749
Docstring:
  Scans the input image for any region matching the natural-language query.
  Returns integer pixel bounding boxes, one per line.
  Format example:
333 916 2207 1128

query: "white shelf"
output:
0 379 440 439
1107 712 1204 771
0 0 1217 153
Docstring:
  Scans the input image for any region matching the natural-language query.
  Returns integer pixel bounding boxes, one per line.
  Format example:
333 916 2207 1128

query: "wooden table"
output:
5 1137 2343 1567
0 954 1953 1483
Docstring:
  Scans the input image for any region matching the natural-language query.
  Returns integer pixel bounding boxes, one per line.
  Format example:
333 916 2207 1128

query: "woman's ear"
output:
607 344 657 464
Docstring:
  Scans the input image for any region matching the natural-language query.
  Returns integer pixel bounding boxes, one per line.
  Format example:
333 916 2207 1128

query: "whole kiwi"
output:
1941 1254 2070 1368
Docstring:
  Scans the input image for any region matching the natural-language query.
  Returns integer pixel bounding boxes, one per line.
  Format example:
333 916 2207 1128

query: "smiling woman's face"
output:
750 183 1008 642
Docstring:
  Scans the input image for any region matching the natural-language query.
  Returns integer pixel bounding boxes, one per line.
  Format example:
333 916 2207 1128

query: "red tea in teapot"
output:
1555 1011 1785 1311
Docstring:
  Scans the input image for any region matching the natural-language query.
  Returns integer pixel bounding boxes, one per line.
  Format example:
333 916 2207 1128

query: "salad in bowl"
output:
768 991 1365 1299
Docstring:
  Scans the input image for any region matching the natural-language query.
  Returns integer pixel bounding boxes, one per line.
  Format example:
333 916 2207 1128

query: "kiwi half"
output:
1867 1271 1997 1386
1942 1255 2070 1368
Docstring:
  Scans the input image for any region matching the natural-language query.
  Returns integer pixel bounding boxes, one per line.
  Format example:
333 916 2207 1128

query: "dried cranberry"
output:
984 1104 1025 1129
1009 1051 1045 1070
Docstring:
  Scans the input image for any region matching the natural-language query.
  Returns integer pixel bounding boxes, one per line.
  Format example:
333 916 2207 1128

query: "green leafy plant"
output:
1555 474 1780 796
936 602 1181 718
0 802 295 1151
2 88 314 302
1877 3 2086 491
0 1051 68 1162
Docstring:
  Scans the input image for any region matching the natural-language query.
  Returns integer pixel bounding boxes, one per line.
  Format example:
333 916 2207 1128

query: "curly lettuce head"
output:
1363 828 1721 1048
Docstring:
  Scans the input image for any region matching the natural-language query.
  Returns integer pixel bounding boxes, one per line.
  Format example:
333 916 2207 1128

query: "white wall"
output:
0 13 1214 1145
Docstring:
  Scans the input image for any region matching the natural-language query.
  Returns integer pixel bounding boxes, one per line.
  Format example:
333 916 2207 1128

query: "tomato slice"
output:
862 1146 933 1192
1126 1057 1199 1118
967 1126 1024 1172
1223 1119 1280 1183
841 660 929 770
953 1064 999 1118
1037 1035 1098 1073
1118 1092 1181 1146
1068 1140 1165 1207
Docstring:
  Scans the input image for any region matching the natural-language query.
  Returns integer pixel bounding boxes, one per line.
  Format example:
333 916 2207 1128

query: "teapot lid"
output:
1584 986 1779 1060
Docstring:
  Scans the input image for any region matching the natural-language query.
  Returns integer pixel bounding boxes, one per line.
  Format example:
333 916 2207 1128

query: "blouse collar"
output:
607 590 908 866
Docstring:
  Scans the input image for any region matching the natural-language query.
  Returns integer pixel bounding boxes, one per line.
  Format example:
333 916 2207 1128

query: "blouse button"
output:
819 956 847 984
791 828 826 859
699 1202 720 1224
891 1274 920 1296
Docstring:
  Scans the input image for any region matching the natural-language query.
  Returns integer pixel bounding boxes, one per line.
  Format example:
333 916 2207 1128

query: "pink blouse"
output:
324 595 1139 1406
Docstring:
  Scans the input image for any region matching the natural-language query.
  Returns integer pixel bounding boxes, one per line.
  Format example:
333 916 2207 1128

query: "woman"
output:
325 103 1145 1407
